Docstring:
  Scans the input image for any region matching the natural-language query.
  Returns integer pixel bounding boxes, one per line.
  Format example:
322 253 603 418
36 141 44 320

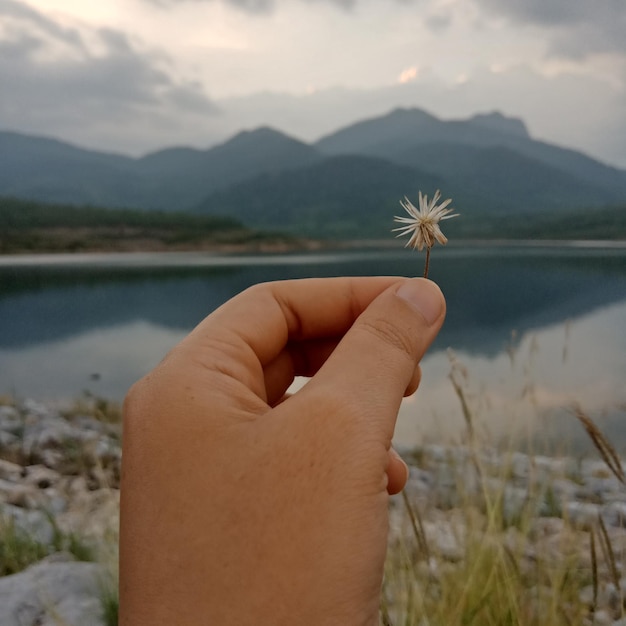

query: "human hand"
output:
119 276 445 625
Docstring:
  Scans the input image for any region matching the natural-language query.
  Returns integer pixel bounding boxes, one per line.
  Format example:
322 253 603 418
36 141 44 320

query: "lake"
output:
1 243 625 453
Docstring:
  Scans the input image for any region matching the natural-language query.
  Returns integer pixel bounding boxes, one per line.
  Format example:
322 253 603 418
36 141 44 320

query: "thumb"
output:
303 278 445 438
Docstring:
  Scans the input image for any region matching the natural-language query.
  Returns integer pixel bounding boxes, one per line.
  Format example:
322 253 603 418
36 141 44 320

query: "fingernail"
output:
396 279 444 326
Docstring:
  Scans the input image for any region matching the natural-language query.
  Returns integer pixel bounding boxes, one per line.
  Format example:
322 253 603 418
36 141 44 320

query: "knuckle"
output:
241 281 271 302
122 378 144 419
357 318 416 364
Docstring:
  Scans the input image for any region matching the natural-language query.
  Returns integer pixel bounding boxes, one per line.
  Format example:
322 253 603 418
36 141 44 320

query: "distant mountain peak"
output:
384 107 440 123
222 125 306 148
467 111 530 138
314 106 444 155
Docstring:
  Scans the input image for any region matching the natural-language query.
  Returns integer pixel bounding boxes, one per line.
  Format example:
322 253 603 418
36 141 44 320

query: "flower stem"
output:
423 247 431 278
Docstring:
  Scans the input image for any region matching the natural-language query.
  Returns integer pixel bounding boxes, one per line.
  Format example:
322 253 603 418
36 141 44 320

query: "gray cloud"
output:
145 0 274 12
473 0 626 58
471 0 608 26
143 0 404 13
424 13 452 33
0 31 42 60
0 2 219 153
0 0 85 49
137 0 626 53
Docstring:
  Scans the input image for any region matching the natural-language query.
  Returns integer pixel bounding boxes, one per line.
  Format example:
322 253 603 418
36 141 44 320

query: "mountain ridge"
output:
2 107 625 240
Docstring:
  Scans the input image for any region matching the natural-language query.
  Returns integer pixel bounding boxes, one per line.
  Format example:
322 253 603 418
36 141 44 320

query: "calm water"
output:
1 243 625 452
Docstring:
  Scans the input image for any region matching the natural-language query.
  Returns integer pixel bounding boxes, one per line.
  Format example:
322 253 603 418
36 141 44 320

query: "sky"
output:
1 0 626 167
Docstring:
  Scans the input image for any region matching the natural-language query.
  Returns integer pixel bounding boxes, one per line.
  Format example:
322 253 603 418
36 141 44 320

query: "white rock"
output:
530 516 565 538
0 404 21 427
0 459 23 481
0 560 105 626
0 478 41 508
591 609 612 626
423 520 464 561
0 431 19 449
603 502 626 528
1 504 56 545
22 464 61 489
564 501 601 530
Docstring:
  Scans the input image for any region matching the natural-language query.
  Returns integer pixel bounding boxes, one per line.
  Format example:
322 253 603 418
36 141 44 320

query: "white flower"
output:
393 190 458 251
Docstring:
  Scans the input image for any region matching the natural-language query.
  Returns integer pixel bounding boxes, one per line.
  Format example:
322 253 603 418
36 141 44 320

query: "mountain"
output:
194 110 625 237
0 127 321 211
196 155 443 238
316 108 626 196
0 131 142 208
393 143 624 211
2 107 626 240
315 108 532 158
135 127 322 209
194 146 623 238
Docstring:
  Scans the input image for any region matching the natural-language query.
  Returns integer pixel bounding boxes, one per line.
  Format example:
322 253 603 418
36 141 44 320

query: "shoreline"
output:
1 238 626 267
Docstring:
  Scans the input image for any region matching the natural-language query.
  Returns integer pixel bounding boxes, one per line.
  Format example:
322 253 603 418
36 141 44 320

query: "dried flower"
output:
393 189 458 277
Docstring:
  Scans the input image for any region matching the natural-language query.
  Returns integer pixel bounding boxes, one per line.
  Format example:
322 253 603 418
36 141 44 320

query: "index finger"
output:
184 277 408 368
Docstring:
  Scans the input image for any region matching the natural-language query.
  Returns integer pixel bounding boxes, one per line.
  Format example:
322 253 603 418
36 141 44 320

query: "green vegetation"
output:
1 193 624 254
381 356 625 625
197 154 442 239
98 542 120 626
0 196 298 253
100 582 119 626
0 196 239 231
443 203 626 241
0 512 95 576
384 461 593 625
4 114 626 243
0 516 49 575
196 154 626 240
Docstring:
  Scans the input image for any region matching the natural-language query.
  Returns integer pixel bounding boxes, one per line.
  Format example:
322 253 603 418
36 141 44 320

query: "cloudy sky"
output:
1 0 626 167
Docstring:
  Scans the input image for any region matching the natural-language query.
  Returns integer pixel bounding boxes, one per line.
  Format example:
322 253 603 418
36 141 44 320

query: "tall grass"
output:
0 512 95 576
383 354 626 625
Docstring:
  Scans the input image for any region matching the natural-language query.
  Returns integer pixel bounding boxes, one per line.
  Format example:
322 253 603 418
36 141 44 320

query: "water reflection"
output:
396 299 626 454
0 245 625 450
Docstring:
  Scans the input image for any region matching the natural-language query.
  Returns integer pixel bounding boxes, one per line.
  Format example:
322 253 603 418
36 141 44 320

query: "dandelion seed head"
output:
393 189 458 251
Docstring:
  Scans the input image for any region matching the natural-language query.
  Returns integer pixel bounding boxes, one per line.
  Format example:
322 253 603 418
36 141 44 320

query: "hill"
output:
135 127 322 210
0 128 321 211
315 108 626 196
2 107 626 240
0 197 299 253
0 131 141 208
196 155 443 238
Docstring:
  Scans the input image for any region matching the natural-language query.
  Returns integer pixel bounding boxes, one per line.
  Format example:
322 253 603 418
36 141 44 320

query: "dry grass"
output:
382 356 626 625
571 404 625 485
60 393 122 425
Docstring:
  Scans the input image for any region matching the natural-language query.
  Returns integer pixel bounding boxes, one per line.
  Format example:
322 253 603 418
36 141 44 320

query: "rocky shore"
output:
0 397 120 626
2 397 626 624
388 443 626 625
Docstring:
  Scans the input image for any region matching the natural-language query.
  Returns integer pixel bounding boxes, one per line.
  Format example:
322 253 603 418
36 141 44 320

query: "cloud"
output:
0 31 41 60
146 0 274 11
143 0 411 13
398 66 419 84
424 13 452 33
0 1 219 153
472 0 626 58
471 0 610 27
0 0 84 49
